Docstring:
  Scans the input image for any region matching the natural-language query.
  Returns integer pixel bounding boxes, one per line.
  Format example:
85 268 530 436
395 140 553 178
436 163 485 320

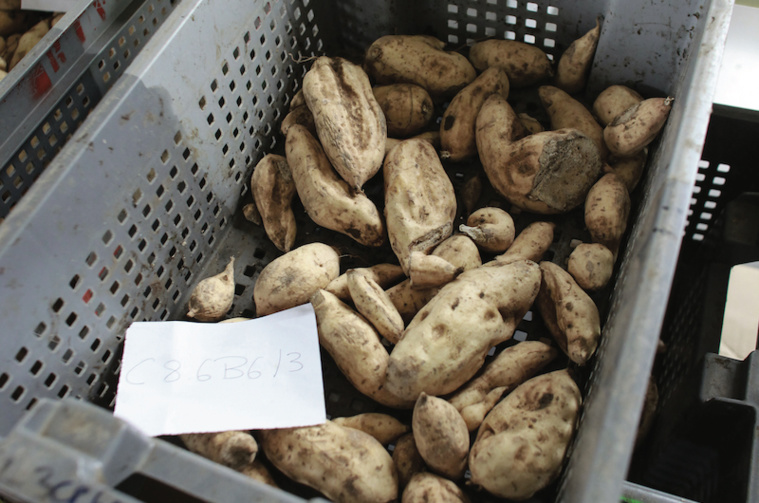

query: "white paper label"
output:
719 261 759 361
114 304 326 436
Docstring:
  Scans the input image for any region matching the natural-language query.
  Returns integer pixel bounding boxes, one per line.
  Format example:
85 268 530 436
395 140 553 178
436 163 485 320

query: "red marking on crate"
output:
83 289 93 303
46 41 67 72
31 65 52 98
113 245 122 257
94 0 106 20
46 51 59 72
74 20 86 43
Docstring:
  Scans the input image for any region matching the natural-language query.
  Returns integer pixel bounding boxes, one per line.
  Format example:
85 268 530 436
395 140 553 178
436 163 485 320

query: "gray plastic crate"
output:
0 0 734 502
0 0 180 219
625 109 759 503
0 397 326 503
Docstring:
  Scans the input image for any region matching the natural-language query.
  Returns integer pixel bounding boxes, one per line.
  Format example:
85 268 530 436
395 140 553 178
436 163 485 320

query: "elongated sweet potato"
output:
386 259 541 400
259 421 398 503
384 138 457 275
364 34 476 101
286 124 386 247
303 56 386 190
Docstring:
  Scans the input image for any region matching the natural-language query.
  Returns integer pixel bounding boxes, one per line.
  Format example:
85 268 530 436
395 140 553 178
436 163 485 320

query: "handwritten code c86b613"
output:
123 350 304 386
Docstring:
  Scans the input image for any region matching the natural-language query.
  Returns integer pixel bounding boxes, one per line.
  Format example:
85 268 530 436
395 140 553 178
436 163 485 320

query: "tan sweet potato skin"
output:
593 84 644 126
492 221 555 265
347 269 405 344
253 242 340 317
386 233 482 325
326 263 405 302
554 18 601 94
402 472 471 503
259 421 398 503
440 67 510 162
393 433 426 490
459 206 515 254
448 340 559 431
468 39 553 88
384 138 457 275
385 259 541 400
332 412 410 445
412 393 469 480
311 289 413 409
250 154 297 253
539 85 608 160
476 94 603 214
584 172 631 259
303 56 386 190
280 105 316 138
603 96 673 157
364 35 477 101
180 430 258 469
567 242 615 291
285 124 386 247
468 369 582 500
536 261 601 365
373 83 434 137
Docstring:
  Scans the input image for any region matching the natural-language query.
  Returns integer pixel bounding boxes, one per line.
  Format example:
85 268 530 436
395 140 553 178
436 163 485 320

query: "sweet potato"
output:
373 83 434 137
347 268 405 344
253 243 340 317
392 432 426 489
364 34 476 101
567 242 615 291
384 138 457 275
440 67 510 162
9 18 48 70
386 259 541 400
468 39 553 88
554 17 601 94
186 257 235 322
412 393 469 480
285 124 386 247
536 261 601 365
303 56 386 190
402 472 470 503
332 412 410 446
604 96 673 157
492 221 555 265
592 84 644 126
448 340 559 431
539 84 608 160
584 172 631 260
476 94 603 214
259 421 398 503
325 263 405 302
387 233 481 324
311 289 413 408
468 369 582 500
458 206 515 254
250 154 297 253
407 251 461 290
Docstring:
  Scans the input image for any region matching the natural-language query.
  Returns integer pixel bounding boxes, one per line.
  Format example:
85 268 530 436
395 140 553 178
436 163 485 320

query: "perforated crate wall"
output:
0 1 733 502
0 0 180 219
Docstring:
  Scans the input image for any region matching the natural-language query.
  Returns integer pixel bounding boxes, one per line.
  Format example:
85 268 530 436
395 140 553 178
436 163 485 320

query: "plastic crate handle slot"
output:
0 398 315 503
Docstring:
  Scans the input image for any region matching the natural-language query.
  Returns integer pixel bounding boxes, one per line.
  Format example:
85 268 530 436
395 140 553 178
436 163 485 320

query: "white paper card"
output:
114 304 326 436
719 261 759 360
21 0 78 12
